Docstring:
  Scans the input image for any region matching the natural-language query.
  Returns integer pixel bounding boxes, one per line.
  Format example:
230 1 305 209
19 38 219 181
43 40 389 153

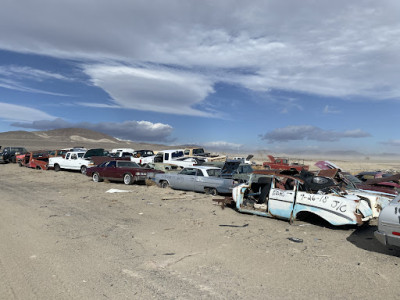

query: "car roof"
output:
185 166 220 170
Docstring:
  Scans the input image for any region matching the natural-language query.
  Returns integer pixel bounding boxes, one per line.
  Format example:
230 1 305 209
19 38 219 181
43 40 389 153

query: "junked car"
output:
231 171 373 226
86 160 162 185
0 146 28 163
19 150 50 170
154 166 236 195
375 195 400 248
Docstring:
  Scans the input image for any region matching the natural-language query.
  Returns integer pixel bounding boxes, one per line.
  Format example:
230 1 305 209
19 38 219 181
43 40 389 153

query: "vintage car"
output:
0 146 28 163
375 195 400 248
231 171 373 226
154 166 236 195
86 160 162 185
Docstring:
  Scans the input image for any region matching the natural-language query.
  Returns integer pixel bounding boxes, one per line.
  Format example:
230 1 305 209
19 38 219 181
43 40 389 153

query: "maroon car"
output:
86 160 162 185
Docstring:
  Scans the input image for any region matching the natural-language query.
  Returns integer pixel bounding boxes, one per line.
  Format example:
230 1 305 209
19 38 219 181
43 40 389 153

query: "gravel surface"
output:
1 163 400 299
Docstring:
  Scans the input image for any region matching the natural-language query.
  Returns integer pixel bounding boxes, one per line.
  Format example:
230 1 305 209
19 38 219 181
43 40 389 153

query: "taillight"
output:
392 232 400 236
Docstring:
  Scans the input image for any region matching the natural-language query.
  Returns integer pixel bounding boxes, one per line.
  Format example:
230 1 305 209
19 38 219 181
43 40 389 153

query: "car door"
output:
102 161 117 179
194 169 207 192
268 176 297 220
173 168 196 191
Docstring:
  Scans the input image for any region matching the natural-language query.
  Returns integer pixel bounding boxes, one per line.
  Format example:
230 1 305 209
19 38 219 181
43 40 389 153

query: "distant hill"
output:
0 128 170 151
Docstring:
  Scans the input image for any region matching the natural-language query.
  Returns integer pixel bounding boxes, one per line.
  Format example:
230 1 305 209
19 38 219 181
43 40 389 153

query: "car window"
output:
106 161 117 168
78 153 84 158
66 153 71 159
118 161 140 168
196 169 204 176
180 168 196 176
207 169 221 177
184 150 190 155
71 153 77 159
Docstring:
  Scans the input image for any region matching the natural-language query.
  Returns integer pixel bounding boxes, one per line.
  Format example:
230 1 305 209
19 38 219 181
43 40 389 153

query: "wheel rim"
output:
93 173 99 182
81 166 87 174
124 174 131 184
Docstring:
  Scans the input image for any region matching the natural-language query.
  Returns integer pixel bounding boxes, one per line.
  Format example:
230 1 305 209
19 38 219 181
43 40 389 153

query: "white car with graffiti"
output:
231 171 373 226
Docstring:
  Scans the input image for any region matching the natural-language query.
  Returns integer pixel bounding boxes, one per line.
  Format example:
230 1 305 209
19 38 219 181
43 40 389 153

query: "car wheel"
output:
11 156 16 163
80 165 87 175
35 166 41 170
124 173 133 185
92 172 102 182
54 164 60 172
160 181 169 188
18 162 22 167
209 188 218 196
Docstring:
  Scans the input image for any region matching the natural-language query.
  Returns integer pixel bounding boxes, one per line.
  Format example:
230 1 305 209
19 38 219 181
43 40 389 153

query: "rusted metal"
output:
213 197 233 209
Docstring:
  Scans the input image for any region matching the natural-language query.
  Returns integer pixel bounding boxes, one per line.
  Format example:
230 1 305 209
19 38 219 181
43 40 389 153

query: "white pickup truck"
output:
152 149 199 168
48 148 105 174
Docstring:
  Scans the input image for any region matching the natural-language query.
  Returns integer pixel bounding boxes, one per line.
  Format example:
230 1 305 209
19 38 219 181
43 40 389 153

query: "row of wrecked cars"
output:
2 145 400 248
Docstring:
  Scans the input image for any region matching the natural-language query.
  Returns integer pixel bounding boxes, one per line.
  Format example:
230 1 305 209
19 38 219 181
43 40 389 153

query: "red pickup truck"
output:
262 155 309 172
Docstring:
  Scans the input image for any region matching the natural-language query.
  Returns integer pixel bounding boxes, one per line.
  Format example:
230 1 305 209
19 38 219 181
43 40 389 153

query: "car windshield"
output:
193 148 205 155
117 161 140 168
207 169 221 177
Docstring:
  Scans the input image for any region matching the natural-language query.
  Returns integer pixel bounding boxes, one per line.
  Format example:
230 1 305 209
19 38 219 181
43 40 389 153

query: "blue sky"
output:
0 0 400 155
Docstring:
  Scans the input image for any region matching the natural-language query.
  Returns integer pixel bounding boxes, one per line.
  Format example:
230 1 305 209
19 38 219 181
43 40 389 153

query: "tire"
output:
160 180 169 188
35 166 41 170
54 164 60 172
209 188 218 196
11 156 16 163
18 162 22 167
92 172 102 182
80 165 87 175
123 173 133 185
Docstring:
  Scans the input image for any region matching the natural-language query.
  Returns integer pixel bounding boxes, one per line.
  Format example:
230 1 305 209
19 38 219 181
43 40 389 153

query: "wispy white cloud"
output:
260 125 371 143
0 102 56 122
323 105 341 114
382 139 400 147
0 66 70 95
0 66 71 81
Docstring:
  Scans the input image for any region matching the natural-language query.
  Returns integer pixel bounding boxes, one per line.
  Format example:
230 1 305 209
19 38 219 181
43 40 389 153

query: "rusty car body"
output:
231 170 373 226
262 155 309 172
19 150 50 170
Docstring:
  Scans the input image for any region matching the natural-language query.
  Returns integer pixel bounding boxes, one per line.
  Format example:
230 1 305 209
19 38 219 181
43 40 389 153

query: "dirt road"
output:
0 163 399 299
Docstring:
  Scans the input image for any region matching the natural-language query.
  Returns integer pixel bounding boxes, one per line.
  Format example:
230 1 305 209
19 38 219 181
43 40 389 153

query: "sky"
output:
0 0 400 156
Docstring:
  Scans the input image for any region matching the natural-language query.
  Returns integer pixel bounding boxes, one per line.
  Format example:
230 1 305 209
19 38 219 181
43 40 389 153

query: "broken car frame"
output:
231 171 373 226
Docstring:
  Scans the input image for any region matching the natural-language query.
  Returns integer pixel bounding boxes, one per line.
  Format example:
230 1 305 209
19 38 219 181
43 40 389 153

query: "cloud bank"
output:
0 0 399 109
260 125 371 143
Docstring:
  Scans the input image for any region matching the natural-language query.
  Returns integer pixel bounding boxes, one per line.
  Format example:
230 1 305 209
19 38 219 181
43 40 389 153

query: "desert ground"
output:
1 156 400 299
